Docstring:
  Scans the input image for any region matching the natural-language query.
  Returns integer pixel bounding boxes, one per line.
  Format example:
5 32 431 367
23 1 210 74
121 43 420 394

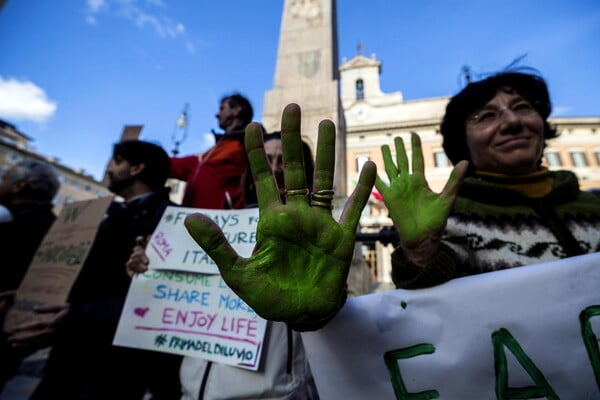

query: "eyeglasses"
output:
466 101 539 128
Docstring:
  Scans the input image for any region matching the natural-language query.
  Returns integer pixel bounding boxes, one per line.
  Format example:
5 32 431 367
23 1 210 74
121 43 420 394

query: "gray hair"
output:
7 160 60 202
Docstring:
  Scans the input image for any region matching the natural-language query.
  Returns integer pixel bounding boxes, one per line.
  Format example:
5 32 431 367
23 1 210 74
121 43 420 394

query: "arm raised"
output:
185 103 376 328
375 133 468 267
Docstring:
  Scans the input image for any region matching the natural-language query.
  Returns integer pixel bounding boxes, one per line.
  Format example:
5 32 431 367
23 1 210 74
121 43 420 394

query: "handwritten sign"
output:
113 269 267 370
146 206 259 274
301 252 600 399
3 196 113 332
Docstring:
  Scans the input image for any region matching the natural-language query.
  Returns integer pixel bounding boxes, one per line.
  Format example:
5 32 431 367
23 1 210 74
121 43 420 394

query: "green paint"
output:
580 305 600 390
492 328 558 400
384 344 439 400
401 301 407 309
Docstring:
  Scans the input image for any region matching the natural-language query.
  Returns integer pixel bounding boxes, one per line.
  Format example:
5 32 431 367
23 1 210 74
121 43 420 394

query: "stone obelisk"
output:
263 0 346 196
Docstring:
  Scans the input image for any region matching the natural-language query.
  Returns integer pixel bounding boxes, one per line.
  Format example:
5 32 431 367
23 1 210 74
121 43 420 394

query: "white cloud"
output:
87 0 106 12
85 0 189 44
0 77 58 123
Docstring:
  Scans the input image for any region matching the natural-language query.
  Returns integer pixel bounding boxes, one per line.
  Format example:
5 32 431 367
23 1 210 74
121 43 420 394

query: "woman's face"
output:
465 88 545 175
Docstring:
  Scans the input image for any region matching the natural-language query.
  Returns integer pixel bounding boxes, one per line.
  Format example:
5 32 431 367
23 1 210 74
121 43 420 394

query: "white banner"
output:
146 206 259 274
301 252 600 399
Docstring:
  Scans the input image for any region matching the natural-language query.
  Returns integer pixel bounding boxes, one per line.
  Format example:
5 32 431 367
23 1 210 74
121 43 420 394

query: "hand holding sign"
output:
185 103 376 329
375 133 468 267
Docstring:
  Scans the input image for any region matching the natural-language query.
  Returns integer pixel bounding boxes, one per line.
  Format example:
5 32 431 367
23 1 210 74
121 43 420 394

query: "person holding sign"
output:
183 69 600 330
0 159 60 391
126 127 323 400
22 140 183 400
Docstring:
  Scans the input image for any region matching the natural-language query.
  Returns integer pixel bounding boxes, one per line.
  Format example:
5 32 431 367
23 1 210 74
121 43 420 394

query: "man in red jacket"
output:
170 93 253 209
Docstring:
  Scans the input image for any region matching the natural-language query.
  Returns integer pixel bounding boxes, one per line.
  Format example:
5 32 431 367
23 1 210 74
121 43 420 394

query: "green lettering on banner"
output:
580 305 600 390
383 344 439 400
492 328 558 400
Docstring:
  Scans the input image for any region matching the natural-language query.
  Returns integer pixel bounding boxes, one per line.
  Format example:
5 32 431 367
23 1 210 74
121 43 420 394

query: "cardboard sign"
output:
146 206 259 274
3 196 113 332
113 269 267 370
300 252 600 399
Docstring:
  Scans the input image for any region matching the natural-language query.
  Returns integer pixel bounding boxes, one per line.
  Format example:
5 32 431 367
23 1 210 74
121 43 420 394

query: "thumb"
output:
184 213 240 275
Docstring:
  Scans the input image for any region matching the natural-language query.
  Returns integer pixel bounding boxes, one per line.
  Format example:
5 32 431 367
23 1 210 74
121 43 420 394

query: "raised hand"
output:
7 302 69 349
185 103 376 327
375 133 468 266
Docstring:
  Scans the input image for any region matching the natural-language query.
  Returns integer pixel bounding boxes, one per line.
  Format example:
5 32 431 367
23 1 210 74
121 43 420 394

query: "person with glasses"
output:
376 69 600 289
181 69 600 330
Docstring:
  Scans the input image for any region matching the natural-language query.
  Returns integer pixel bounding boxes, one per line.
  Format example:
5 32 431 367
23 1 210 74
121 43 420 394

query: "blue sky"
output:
1 0 599 181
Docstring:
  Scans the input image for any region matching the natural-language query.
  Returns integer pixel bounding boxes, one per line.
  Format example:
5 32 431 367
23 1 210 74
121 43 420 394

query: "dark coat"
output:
32 189 182 400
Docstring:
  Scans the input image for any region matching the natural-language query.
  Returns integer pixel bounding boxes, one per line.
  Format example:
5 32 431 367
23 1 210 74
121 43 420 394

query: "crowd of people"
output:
1 67 599 399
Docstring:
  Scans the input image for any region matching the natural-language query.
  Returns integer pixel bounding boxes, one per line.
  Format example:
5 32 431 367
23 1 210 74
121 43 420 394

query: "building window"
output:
356 154 370 172
70 179 80 189
355 79 364 100
545 151 562 167
65 196 76 204
8 152 22 163
434 150 449 168
570 151 588 167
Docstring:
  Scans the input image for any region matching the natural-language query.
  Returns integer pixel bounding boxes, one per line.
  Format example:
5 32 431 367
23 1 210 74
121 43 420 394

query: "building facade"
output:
0 119 110 215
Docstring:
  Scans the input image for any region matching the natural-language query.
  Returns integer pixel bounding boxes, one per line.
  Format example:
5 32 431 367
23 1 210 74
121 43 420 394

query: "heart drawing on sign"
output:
134 307 150 318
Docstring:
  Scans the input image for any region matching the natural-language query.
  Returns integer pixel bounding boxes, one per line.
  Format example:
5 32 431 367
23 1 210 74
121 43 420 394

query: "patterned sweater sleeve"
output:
390 243 461 289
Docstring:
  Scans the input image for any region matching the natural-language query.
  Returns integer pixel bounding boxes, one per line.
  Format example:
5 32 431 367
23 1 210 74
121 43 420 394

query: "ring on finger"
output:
311 189 334 210
286 188 310 197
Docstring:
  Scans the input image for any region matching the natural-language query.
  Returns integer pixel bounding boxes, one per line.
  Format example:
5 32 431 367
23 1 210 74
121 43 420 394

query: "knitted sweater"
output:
391 170 600 289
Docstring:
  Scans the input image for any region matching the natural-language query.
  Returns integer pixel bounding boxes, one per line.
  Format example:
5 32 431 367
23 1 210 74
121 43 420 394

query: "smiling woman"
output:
374 69 600 290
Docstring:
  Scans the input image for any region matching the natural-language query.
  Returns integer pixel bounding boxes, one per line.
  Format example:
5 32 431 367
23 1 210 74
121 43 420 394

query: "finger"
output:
410 132 425 174
440 160 468 201
374 175 389 195
135 236 147 248
281 104 309 204
246 122 280 209
0 290 16 301
395 136 409 174
312 119 336 212
34 303 69 314
381 144 397 180
313 120 335 192
339 161 377 228
184 213 241 276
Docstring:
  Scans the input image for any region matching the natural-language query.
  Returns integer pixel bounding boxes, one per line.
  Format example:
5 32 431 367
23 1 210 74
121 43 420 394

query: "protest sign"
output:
145 206 258 274
3 196 113 332
113 269 267 370
301 252 600 399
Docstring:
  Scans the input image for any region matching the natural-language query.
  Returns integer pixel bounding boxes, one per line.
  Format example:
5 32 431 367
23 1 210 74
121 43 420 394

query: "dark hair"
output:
112 140 170 191
441 70 557 166
221 93 254 126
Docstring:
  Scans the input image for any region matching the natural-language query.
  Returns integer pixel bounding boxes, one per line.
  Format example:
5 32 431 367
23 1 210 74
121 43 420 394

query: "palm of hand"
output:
382 171 453 244
224 203 356 322
185 104 376 325
375 133 468 246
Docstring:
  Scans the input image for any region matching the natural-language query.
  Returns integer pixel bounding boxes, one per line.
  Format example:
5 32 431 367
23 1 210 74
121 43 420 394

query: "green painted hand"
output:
185 103 376 325
375 133 468 262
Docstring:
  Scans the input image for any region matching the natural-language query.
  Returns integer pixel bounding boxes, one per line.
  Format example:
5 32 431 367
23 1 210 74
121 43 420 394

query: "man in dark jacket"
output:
26 140 182 399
